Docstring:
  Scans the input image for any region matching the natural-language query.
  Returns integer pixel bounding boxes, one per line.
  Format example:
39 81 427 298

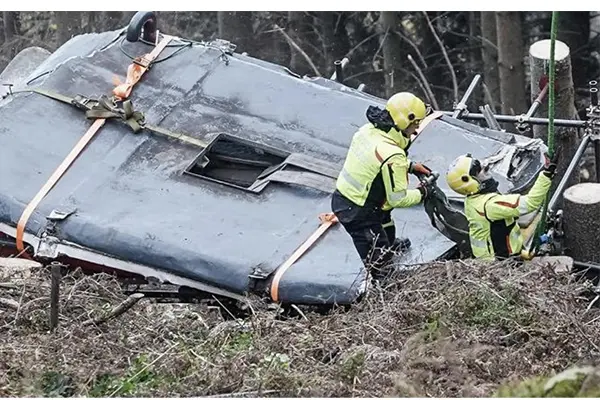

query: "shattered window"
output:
184 133 288 191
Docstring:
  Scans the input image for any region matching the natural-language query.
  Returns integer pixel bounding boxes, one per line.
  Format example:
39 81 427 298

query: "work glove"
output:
417 182 430 201
409 162 432 177
543 152 557 179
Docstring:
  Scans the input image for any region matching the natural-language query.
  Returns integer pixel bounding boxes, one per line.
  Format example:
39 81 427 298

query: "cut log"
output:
526 255 573 274
529 39 582 205
563 183 600 263
0 257 42 281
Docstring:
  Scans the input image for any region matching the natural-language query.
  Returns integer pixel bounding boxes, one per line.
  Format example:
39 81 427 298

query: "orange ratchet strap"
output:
15 35 174 252
113 35 173 101
270 212 338 302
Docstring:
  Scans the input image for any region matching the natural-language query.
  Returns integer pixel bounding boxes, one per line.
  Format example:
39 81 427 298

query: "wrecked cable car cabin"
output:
0 13 548 306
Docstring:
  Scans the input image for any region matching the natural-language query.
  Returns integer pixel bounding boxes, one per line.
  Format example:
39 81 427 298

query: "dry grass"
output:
1 258 600 397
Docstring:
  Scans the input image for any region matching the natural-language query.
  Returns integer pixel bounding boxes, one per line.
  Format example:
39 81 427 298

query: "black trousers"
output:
331 190 396 273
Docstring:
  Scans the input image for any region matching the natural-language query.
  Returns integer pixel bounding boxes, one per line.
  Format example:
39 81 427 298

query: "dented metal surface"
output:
0 29 546 305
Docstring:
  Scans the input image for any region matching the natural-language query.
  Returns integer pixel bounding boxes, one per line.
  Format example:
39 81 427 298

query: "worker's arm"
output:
381 154 423 208
485 172 552 221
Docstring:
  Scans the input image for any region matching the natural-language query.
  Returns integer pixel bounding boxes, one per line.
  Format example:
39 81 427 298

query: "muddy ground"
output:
1 257 600 397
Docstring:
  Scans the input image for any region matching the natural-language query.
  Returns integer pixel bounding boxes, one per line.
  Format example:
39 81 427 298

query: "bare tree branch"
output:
393 30 428 69
344 32 378 60
273 24 321 77
423 12 458 103
407 54 439 110
405 69 435 108
372 26 389 65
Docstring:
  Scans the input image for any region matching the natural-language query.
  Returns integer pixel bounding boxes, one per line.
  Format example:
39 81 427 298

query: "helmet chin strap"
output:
473 163 498 193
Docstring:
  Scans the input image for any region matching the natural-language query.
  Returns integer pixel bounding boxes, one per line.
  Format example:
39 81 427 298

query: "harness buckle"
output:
133 55 152 69
72 95 95 111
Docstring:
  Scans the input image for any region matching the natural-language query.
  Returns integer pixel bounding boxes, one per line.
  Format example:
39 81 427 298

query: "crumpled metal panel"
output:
0 32 542 305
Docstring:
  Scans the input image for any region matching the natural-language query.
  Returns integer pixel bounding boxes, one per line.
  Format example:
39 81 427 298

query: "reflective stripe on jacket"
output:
336 123 422 209
464 173 552 259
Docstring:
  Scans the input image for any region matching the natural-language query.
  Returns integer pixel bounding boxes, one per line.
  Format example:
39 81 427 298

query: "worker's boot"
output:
391 237 411 253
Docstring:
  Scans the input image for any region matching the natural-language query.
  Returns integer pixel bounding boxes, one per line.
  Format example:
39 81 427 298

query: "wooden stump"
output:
563 183 600 263
529 39 582 206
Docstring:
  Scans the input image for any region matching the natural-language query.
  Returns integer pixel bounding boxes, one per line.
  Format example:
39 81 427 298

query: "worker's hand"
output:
409 162 432 177
543 152 557 178
543 162 557 178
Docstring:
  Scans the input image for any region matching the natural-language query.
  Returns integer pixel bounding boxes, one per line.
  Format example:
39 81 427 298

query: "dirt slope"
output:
1 258 600 397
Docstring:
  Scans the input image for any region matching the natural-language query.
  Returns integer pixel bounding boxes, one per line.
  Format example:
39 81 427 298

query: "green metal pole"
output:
534 11 559 250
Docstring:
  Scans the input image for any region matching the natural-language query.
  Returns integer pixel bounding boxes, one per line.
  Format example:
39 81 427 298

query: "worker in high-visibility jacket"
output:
331 92 433 278
445 153 557 260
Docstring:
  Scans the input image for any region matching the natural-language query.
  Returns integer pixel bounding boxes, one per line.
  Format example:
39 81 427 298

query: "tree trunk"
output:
480 11 500 112
55 11 83 46
495 12 527 125
529 39 581 199
3 11 20 59
217 12 255 55
3 11 18 43
380 12 405 98
558 12 590 89
563 183 600 264
100 11 128 31
468 12 483 107
86 11 97 33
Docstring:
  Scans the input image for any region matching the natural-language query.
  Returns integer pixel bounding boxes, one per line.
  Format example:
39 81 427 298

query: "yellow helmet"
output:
446 154 482 196
385 92 428 131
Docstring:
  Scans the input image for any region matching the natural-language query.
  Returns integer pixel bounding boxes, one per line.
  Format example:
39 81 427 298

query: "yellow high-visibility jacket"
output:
464 173 552 259
335 123 422 210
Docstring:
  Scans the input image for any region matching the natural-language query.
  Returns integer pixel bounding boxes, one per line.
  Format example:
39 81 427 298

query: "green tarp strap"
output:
11 88 160 136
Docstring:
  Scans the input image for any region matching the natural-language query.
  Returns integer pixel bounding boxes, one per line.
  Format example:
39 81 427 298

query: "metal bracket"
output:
480 104 503 131
452 74 481 119
47 208 76 221
36 234 61 259
2 83 14 97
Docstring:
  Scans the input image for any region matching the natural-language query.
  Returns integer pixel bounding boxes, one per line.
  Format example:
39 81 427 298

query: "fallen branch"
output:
273 24 321 77
82 293 144 327
423 12 458 103
0 297 19 310
291 304 308 321
0 282 20 290
208 389 280 398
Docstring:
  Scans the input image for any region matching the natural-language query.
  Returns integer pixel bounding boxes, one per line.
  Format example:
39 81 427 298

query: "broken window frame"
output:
183 133 339 194
184 133 290 193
